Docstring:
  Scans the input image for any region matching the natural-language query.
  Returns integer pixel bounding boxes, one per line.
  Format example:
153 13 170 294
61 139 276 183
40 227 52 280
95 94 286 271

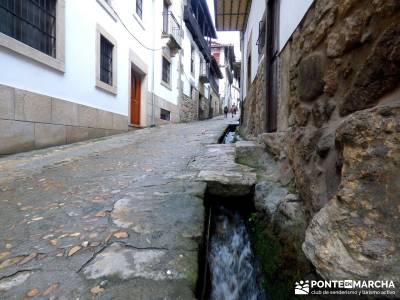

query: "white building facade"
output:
0 0 219 154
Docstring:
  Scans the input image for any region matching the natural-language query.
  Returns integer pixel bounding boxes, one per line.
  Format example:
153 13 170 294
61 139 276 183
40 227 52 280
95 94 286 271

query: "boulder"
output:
278 194 304 221
257 132 286 159
303 104 400 281
254 181 288 217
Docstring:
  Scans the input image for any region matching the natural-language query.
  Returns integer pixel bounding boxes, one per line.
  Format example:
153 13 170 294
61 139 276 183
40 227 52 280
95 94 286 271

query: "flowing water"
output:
209 207 264 300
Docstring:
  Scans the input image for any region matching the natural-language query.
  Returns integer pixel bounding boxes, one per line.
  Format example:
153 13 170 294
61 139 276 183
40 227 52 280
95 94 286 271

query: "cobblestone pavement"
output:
0 116 236 299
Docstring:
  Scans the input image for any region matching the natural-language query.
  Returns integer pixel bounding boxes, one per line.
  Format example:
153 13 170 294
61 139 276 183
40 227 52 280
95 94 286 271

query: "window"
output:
256 18 266 55
96 25 117 94
162 57 171 85
160 108 171 121
0 0 56 57
100 36 114 85
190 45 195 75
136 0 142 19
0 0 65 71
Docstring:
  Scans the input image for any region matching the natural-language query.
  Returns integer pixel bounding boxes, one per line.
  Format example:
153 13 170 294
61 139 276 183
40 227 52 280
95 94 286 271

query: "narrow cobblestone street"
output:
0 117 238 299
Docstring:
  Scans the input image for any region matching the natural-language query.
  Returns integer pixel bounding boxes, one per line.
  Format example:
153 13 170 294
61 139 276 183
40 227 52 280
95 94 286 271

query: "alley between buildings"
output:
0 117 244 299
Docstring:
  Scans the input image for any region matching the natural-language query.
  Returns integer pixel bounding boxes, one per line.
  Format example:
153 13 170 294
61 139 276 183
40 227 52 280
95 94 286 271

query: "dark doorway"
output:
265 0 280 132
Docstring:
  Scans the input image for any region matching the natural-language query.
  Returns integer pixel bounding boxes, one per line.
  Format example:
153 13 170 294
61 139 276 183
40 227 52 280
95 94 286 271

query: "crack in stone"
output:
0 268 41 281
76 244 109 274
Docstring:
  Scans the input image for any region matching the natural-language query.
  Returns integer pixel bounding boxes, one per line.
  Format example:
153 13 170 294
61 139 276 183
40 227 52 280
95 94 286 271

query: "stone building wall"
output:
179 93 198 122
198 95 210 120
240 56 266 137
0 84 128 155
146 93 179 126
260 0 400 282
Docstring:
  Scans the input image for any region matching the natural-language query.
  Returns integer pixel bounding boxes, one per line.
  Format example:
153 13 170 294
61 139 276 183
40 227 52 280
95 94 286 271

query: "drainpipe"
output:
151 0 156 127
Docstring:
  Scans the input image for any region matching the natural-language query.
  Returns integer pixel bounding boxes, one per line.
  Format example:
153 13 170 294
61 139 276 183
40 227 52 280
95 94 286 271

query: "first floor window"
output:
160 108 170 121
136 0 142 19
0 0 57 57
100 35 114 85
162 57 171 85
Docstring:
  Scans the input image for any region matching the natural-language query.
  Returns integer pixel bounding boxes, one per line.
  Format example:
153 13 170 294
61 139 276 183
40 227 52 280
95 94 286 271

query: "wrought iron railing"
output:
162 12 182 46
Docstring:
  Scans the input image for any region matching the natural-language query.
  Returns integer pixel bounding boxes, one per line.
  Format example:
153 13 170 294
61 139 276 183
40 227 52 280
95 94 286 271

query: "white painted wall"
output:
181 25 208 98
279 0 314 51
241 0 265 99
0 0 183 120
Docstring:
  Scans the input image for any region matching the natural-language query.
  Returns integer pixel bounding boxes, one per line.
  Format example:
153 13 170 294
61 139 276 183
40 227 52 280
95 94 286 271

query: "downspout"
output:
151 0 156 126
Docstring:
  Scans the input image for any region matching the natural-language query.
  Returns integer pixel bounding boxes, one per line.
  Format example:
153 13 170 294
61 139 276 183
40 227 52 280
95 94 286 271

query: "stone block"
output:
97 110 114 129
0 85 15 119
0 119 34 154
15 89 51 123
297 53 325 102
198 170 256 197
66 126 90 144
34 123 67 148
112 113 128 131
51 98 79 126
235 141 266 168
78 105 98 128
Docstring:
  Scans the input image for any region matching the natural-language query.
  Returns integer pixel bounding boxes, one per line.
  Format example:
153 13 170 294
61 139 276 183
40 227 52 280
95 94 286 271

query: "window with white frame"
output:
162 56 171 85
96 25 117 94
100 36 114 85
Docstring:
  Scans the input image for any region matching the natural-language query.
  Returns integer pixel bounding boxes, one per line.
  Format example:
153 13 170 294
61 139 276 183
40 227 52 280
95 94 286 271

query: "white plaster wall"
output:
181 26 203 97
279 0 314 51
241 0 265 99
0 0 182 118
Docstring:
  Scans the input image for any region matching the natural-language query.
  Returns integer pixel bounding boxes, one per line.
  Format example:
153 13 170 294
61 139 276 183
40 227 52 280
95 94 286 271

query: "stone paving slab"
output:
0 117 234 299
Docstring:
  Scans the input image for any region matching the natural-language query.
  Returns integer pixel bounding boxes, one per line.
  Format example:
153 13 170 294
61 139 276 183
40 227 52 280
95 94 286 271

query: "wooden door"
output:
131 70 141 125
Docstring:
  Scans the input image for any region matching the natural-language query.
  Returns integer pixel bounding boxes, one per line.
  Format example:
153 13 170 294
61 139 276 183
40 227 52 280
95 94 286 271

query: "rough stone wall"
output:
198 95 210 120
240 57 266 137
179 93 198 123
286 0 400 214
280 0 400 281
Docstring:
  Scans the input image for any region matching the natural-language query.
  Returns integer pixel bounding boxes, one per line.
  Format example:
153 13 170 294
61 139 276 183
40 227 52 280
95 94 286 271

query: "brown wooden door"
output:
131 70 141 125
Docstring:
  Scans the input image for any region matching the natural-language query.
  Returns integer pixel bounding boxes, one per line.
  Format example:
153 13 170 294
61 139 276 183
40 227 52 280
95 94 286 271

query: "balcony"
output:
162 12 182 54
184 5 211 62
199 61 209 83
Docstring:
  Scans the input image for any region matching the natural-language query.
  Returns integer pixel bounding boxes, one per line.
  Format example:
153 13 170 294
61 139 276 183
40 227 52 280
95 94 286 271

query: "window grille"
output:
0 0 57 57
160 108 170 121
256 19 266 54
136 0 142 19
100 35 113 85
162 57 171 84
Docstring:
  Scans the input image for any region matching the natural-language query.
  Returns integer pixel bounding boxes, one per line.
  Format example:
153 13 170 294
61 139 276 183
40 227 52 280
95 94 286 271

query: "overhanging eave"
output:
214 0 252 31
